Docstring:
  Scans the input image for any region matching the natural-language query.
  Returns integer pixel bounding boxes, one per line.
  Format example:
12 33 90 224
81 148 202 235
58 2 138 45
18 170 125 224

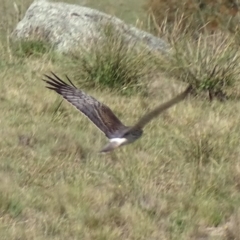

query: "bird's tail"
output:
100 138 128 153
100 142 119 153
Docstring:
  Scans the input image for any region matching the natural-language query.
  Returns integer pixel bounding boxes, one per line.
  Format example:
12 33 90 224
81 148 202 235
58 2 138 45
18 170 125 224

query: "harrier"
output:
43 72 192 152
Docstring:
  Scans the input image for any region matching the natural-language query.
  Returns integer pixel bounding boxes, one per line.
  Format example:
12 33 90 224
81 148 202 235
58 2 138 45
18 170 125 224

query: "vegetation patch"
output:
67 23 156 95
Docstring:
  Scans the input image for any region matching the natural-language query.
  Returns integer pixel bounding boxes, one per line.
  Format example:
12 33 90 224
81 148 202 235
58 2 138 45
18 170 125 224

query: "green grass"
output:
1 0 240 239
68 22 154 95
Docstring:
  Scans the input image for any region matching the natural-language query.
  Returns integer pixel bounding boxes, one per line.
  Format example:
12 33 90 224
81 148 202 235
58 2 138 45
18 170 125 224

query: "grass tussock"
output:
67 23 155 95
0 0 240 239
10 40 54 58
167 32 240 100
153 13 240 101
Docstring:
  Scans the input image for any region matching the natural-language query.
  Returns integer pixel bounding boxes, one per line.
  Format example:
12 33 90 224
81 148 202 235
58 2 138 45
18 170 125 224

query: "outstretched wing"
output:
128 85 192 132
43 72 127 139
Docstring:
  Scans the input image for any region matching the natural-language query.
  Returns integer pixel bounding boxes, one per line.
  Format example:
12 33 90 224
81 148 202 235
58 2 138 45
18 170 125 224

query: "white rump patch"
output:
110 138 128 145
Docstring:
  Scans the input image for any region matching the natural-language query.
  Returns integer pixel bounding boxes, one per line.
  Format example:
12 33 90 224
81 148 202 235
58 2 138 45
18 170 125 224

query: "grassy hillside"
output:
1 0 240 239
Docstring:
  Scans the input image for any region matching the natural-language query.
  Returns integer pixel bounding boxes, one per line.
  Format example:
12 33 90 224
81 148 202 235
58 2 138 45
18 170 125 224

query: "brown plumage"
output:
43 72 192 152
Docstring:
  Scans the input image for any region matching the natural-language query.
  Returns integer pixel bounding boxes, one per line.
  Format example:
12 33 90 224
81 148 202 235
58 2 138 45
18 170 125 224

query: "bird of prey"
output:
43 72 192 153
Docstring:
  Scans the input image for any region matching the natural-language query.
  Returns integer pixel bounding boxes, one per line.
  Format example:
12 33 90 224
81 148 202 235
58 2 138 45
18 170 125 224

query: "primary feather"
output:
43 72 127 139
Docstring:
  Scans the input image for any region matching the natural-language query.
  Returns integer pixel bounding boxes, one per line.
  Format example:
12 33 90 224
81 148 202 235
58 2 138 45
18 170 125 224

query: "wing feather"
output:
43 72 126 138
128 85 192 132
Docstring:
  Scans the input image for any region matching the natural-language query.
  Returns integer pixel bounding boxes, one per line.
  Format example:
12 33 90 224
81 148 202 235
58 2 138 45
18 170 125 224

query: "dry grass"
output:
152 13 240 101
1 0 240 240
145 0 240 35
68 22 154 95
161 31 240 101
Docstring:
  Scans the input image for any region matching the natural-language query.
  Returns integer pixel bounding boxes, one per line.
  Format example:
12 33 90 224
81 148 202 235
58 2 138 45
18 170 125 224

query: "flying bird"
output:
43 72 192 153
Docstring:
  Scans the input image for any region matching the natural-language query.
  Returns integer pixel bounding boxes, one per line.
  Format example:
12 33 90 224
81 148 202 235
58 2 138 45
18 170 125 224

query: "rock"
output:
11 0 169 54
